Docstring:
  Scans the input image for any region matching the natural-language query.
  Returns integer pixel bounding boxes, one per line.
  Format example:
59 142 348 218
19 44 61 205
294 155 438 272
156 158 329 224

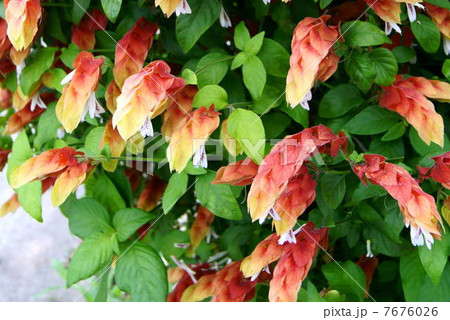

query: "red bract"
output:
353 154 443 249
113 18 158 88
187 206 215 256
0 148 11 171
247 125 346 237
0 88 12 109
9 147 92 206
137 175 167 212
71 9 108 50
181 260 257 302
356 256 379 299
430 152 450 189
213 158 259 186
379 75 450 146
167 263 214 302
286 15 339 109
269 223 328 302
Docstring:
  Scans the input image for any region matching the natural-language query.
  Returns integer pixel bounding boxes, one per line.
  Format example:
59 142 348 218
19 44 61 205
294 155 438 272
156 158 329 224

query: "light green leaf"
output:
113 208 154 242
101 0 122 22
319 84 363 118
64 198 113 239
67 231 117 287
20 47 57 95
34 103 61 149
244 31 265 55
115 242 167 301
419 235 448 285
92 174 126 214
234 21 251 50
17 181 43 222
443 59 450 80
231 52 249 70
176 0 221 52
243 55 266 100
228 108 265 163
192 84 228 110
342 21 390 47
162 172 188 214
195 171 242 220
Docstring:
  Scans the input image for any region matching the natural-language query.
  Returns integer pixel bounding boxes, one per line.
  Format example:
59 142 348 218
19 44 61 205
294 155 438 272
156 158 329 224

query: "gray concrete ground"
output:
0 171 83 301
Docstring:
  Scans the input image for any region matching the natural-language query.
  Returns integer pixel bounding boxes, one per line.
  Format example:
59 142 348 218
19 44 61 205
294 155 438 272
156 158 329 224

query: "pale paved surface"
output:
0 170 83 301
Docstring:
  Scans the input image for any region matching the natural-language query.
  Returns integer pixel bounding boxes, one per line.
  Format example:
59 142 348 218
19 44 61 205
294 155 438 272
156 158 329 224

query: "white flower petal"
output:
61 69 76 85
175 0 192 16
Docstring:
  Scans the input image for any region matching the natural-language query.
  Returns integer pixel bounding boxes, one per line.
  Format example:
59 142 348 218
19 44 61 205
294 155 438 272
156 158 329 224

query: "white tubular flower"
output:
444 37 450 55
258 207 281 224
30 93 46 112
219 5 232 28
60 69 76 86
193 143 208 168
366 240 374 258
299 90 312 110
81 92 104 121
171 255 197 283
262 0 271 4
385 21 402 36
406 2 424 23
175 0 192 16
139 116 154 138
410 224 434 250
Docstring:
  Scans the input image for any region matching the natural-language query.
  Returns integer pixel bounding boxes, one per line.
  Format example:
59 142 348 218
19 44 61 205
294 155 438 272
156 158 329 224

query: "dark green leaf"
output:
345 51 376 92
257 39 290 78
196 52 230 87
369 47 398 86
411 15 441 54
342 21 390 47
72 0 91 24
20 47 57 95
319 84 363 118
176 0 221 52
392 46 416 63
321 174 346 209
101 0 122 22
344 106 399 135
322 261 366 301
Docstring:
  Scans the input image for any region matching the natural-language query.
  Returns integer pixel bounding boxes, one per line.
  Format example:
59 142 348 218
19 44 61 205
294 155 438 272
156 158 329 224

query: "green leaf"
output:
231 52 249 70
234 21 251 50
409 127 449 156
34 103 60 149
181 68 198 85
176 0 221 52
192 84 228 110
411 15 441 54
345 51 376 92
322 261 366 301
227 108 266 163
342 21 390 47
60 44 80 68
17 181 43 222
44 68 67 93
419 235 448 285
321 174 346 209
257 39 290 78
425 0 450 9
244 31 265 55
92 174 126 214
320 0 333 9
72 0 91 24
381 122 406 141
85 127 105 155
369 48 398 86
281 104 309 128
7 131 32 182
113 208 154 242
243 55 266 100
392 46 416 63
196 52 230 87
344 106 399 135
20 47 57 95
65 198 113 239
442 59 450 80
319 84 363 118
101 0 122 22
399 251 450 301
115 242 167 301
47 8 67 43
162 172 188 214
195 171 242 220
67 231 117 287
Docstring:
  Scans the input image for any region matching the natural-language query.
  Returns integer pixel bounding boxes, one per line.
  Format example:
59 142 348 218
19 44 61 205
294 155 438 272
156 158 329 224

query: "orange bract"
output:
286 15 339 109
5 0 41 51
71 9 108 50
379 75 450 146
136 175 167 212
187 206 215 255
